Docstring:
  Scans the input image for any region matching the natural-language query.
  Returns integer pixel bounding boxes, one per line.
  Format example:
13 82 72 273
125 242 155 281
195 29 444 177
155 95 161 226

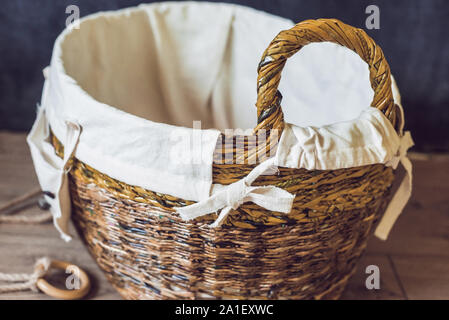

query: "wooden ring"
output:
36 260 90 300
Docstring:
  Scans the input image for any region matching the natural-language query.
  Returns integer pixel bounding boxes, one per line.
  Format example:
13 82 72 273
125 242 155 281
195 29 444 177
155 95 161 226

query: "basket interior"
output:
59 3 373 132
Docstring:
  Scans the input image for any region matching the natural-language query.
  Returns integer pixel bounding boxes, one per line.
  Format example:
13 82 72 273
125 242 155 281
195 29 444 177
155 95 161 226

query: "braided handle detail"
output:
255 19 400 133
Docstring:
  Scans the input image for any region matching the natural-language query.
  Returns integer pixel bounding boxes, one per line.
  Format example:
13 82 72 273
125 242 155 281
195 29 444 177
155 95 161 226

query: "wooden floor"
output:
0 132 448 300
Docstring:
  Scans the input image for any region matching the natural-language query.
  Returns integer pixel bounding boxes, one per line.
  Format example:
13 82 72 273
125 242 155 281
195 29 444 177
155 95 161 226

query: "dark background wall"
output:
1 0 448 152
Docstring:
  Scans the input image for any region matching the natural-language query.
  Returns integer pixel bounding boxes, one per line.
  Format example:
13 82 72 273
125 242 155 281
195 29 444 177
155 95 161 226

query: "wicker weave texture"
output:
54 19 399 299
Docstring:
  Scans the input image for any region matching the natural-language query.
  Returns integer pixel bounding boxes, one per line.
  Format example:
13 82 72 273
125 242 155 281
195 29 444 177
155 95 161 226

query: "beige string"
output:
0 257 51 293
0 190 90 299
0 187 52 224
0 211 52 224
0 189 53 293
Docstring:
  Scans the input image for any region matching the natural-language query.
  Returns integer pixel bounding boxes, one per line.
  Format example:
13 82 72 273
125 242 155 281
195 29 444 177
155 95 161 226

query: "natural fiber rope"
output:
0 257 51 293
0 187 52 224
0 192 90 299
0 211 52 224
0 190 53 294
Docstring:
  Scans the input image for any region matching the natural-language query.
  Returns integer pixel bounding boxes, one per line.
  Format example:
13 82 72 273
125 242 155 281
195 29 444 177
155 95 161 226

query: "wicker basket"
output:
51 18 401 300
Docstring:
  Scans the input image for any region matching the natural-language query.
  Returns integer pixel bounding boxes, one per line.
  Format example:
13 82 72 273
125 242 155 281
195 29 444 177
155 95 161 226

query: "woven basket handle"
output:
255 18 401 133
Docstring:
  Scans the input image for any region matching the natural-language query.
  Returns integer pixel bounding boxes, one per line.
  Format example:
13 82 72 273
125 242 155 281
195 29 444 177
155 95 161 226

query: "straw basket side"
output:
52 19 399 299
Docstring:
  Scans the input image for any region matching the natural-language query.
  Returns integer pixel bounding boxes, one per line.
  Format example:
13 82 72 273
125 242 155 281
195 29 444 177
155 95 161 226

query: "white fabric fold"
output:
275 108 402 171
177 158 295 227
27 104 81 242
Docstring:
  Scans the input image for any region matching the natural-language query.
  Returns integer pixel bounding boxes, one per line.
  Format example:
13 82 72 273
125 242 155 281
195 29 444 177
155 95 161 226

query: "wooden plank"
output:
368 158 449 257
0 224 121 300
0 221 121 300
0 132 121 300
341 254 405 300
391 255 449 300
0 132 38 202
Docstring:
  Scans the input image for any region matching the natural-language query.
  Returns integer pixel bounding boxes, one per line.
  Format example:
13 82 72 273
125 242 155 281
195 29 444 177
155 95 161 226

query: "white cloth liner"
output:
27 2 413 242
27 101 81 242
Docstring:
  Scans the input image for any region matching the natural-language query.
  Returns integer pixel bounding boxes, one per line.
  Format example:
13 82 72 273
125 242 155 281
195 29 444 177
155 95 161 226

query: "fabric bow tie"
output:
176 158 295 227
